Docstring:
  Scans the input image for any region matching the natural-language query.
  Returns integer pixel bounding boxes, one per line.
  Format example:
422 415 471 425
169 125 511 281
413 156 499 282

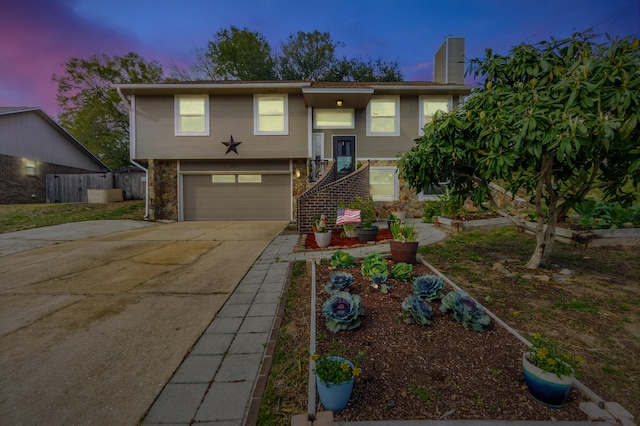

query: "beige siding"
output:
316 95 421 160
134 94 308 160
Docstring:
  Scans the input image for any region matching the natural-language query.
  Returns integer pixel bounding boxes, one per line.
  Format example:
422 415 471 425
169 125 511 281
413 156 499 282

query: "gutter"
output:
117 87 149 220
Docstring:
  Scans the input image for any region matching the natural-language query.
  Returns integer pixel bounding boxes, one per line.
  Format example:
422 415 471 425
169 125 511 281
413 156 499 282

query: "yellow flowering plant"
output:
527 333 584 378
312 350 365 386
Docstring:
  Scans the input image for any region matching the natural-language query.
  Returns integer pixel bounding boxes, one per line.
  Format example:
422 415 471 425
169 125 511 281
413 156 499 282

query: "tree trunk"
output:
526 156 557 269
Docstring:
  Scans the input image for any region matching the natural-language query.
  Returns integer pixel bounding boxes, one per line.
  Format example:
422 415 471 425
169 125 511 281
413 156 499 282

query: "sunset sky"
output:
1 0 638 118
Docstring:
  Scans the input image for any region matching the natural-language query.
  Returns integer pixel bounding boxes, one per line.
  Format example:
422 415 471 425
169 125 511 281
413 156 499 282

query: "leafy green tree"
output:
399 32 640 268
53 52 164 169
277 30 342 80
198 26 276 80
323 57 404 82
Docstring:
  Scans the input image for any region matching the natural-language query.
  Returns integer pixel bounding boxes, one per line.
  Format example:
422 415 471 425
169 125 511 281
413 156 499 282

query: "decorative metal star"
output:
221 135 242 155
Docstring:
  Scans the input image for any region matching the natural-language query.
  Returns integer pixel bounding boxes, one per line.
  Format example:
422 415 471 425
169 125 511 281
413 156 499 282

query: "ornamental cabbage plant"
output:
439 290 491 332
401 295 433 325
412 274 444 301
370 273 391 294
391 262 413 280
324 271 354 294
331 250 354 268
322 291 363 332
361 253 388 278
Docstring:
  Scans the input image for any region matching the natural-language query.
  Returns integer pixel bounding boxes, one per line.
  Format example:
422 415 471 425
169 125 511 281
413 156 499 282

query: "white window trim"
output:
418 180 450 201
313 108 355 129
419 95 452 135
253 94 289 135
174 94 210 136
370 166 399 201
367 95 400 136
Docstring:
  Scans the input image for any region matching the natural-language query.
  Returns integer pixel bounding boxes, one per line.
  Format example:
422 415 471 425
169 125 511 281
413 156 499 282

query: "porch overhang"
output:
302 87 374 109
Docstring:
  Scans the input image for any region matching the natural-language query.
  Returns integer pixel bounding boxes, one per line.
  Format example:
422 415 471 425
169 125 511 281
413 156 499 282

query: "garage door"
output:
183 173 290 220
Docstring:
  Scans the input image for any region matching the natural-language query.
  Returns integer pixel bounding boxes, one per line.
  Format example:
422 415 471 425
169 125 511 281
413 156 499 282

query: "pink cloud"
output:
0 0 150 118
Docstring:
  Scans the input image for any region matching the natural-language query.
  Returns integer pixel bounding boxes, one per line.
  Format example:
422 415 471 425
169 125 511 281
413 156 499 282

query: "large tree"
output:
399 32 640 268
196 26 276 80
277 30 342 80
53 52 164 169
323 57 403 82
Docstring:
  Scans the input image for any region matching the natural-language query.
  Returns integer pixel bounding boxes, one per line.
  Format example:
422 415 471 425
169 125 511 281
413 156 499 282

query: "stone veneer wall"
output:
0 153 101 204
296 162 370 234
291 158 308 220
370 159 424 219
148 159 178 221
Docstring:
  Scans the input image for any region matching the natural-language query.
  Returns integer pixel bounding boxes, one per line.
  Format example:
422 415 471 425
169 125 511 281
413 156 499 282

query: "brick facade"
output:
0 154 100 204
148 159 178 221
296 162 370 234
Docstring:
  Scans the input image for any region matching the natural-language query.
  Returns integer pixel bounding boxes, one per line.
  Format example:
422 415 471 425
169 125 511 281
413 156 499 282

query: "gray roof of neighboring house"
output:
0 107 111 171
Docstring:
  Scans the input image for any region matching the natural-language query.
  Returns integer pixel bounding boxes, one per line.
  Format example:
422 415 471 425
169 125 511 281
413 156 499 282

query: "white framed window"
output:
313 109 354 129
419 95 452 135
212 175 235 183
418 180 449 201
175 95 209 136
25 159 36 176
238 175 262 183
370 167 399 201
254 94 288 135
367 96 400 136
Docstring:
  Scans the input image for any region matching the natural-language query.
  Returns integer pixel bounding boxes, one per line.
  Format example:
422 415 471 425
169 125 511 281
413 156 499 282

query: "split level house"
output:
116 37 471 232
0 107 110 203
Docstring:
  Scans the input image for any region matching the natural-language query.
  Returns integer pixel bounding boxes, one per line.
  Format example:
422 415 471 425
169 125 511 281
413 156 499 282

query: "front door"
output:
333 136 355 176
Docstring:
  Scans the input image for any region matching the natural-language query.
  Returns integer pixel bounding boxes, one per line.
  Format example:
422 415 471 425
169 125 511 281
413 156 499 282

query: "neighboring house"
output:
116 37 471 223
0 107 110 203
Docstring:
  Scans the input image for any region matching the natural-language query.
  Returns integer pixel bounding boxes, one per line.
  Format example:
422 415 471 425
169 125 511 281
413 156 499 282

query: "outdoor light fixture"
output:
295 169 301 178
336 100 343 107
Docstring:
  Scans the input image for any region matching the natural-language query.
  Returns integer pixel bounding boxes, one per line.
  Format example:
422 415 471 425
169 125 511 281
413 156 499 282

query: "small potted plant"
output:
312 214 332 248
312 351 363 411
522 333 584 408
386 212 400 229
348 196 378 242
389 221 418 263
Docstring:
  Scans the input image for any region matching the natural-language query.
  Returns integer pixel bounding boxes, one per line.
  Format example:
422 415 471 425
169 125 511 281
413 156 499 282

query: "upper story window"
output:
419 95 452 135
314 109 354 129
175 95 209 136
254 94 288 135
367 96 400 136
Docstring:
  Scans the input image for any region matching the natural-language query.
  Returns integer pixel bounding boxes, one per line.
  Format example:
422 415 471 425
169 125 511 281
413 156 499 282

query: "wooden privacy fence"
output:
46 171 145 203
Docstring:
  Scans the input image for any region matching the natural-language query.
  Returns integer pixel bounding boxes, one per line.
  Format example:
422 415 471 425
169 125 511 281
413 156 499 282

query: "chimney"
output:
434 37 465 84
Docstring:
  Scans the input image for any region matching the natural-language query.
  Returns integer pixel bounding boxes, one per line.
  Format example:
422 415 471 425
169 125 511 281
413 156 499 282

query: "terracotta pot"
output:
390 240 419 263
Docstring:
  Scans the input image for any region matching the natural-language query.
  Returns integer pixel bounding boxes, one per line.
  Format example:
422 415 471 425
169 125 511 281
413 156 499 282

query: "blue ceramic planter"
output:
522 352 574 408
316 357 354 411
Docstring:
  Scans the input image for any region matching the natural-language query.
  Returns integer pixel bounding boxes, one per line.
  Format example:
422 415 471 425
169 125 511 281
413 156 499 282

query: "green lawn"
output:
0 201 146 234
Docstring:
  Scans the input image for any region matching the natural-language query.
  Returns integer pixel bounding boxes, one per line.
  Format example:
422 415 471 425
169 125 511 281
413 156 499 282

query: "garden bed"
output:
433 215 513 232
312 259 591 421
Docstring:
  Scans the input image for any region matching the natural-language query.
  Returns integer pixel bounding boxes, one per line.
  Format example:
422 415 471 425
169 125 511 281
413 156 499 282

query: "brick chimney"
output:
434 37 465 84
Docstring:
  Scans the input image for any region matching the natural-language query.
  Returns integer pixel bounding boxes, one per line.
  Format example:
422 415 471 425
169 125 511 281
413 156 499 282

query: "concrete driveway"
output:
0 220 287 425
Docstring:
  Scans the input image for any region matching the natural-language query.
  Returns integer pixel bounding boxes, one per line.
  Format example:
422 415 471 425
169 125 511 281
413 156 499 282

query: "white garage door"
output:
183 173 290 221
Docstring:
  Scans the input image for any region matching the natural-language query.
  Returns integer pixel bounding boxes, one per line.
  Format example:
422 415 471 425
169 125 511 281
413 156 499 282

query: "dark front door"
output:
333 136 355 176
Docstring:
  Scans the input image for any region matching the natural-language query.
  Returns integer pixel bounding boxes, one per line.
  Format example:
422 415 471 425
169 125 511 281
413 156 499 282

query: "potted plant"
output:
348 196 378 242
386 212 400 229
522 333 584 408
391 207 406 221
389 221 418 263
312 352 362 411
312 214 332 248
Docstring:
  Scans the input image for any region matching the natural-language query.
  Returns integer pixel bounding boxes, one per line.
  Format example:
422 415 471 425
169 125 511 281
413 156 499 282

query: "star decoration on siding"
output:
221 135 242 155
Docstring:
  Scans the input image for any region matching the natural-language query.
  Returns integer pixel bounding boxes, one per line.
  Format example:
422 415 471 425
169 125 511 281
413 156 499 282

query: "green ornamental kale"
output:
324 271 354 294
401 295 433 325
412 274 445 301
370 273 392 294
361 253 388 278
391 262 413 280
322 291 364 332
331 250 355 268
439 290 491 332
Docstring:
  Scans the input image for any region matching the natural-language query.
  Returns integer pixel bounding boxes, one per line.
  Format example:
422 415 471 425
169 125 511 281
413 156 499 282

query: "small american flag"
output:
336 208 361 225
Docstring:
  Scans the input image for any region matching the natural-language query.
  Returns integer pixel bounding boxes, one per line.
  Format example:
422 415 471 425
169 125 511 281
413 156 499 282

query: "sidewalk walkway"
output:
141 221 446 425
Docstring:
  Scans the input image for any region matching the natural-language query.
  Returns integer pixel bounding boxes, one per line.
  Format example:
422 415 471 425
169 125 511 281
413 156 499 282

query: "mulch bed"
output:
305 228 393 250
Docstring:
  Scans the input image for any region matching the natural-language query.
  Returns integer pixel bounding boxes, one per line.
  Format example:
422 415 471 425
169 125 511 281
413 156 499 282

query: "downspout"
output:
117 87 149 219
